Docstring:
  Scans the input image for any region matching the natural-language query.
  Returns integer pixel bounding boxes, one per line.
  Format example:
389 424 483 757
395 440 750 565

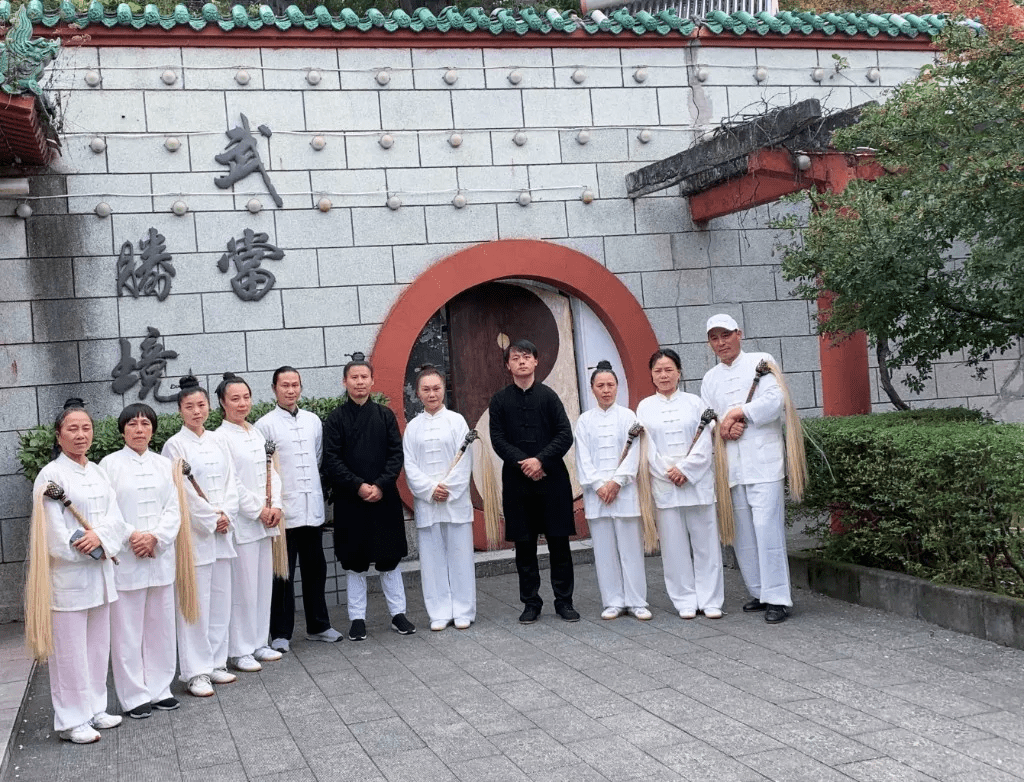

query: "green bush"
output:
800 409 1024 598
17 392 387 483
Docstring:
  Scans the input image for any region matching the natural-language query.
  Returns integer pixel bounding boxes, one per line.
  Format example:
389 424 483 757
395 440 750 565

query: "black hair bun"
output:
350 351 366 361
179 374 200 390
596 360 613 371
62 397 86 410
222 372 238 381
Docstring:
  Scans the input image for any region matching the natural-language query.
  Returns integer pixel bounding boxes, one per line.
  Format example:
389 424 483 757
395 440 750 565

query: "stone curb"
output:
789 550 1024 650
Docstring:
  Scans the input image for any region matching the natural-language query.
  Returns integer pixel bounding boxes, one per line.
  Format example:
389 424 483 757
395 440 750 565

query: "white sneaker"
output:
210 667 237 684
679 609 697 620
90 712 122 730
188 674 214 697
229 654 262 672
454 619 471 630
430 620 449 632
307 627 342 643
703 607 723 619
254 645 283 662
270 637 290 653
59 723 101 743
629 606 653 621
601 606 625 620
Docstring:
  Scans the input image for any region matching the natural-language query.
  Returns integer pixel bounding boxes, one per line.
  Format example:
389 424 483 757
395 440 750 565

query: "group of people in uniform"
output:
24 313 797 745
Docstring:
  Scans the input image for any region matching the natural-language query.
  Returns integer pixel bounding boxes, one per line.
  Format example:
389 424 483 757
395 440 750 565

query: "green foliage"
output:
17 392 387 483
800 409 1024 597
778 26 1024 393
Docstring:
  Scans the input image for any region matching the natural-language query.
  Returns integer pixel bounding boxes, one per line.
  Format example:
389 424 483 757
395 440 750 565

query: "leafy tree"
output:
778 1 1024 400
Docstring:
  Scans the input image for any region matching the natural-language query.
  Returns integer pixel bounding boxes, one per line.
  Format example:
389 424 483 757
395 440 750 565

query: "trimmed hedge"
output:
17 393 388 484
800 408 1024 598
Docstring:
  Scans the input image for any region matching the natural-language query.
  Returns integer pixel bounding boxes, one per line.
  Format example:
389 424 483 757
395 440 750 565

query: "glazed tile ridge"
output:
0 0 946 38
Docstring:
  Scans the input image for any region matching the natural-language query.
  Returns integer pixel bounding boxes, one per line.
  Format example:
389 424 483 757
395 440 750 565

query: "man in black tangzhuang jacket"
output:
488 339 579 625
322 354 415 641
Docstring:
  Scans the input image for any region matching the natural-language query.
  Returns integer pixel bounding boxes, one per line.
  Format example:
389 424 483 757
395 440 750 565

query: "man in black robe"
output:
489 339 579 624
322 355 415 640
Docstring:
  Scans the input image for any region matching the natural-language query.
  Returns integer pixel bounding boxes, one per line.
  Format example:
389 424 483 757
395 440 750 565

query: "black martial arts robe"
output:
322 398 407 572
488 381 575 541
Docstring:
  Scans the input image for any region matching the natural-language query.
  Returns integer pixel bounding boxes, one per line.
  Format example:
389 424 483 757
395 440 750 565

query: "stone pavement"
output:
4 558 1024 782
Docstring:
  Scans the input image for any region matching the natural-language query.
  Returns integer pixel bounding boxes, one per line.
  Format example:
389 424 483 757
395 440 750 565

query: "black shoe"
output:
127 703 152 719
519 605 541 624
152 697 180 711
765 604 789 624
555 604 581 623
348 619 367 641
391 614 416 635
742 599 767 613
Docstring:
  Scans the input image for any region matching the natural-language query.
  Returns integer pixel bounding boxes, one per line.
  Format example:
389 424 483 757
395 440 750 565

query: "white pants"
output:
177 562 214 681
347 567 406 620
417 523 476 625
731 480 792 607
209 557 233 668
50 604 111 732
229 538 273 658
589 515 647 609
110 584 176 711
656 504 724 613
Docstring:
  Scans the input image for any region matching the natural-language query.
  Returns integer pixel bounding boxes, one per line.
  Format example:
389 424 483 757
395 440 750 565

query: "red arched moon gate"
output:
371 239 661 547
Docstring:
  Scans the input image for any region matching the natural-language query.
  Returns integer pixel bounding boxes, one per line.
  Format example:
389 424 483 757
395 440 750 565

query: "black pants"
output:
515 534 574 610
270 525 332 639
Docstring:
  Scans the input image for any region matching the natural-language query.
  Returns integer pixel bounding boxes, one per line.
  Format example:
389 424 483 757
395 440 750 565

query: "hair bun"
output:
179 374 200 390
415 363 435 373
349 351 366 362
222 372 238 381
62 397 86 410
596 360 613 371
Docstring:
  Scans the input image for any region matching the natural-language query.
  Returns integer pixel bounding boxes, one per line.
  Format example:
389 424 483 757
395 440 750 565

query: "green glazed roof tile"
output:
0 1 946 39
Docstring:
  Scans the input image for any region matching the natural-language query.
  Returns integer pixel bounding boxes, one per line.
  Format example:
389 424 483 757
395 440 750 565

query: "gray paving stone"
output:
450 755 530 782
374 748 458 782
736 748 854 782
489 728 581 774
117 754 184 782
568 736 683 781
855 728 990 780
835 757 937 782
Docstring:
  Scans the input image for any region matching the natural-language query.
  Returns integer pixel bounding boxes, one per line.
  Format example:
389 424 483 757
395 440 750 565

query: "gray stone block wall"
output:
0 40 1000 620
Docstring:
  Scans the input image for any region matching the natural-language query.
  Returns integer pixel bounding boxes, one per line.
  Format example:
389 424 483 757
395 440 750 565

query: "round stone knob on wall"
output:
95 202 112 218
513 131 528 147
517 191 532 207
161 69 178 86
164 137 181 153
15 203 32 219
576 129 591 145
452 193 468 209
246 199 263 214
448 133 463 148
171 200 189 216
306 69 322 86
443 69 459 85
571 69 586 84
376 70 391 86
387 195 402 210
310 135 327 151
318 198 332 212
379 134 395 149
508 70 523 85
90 137 106 153
235 70 251 86
633 68 648 84
84 70 101 87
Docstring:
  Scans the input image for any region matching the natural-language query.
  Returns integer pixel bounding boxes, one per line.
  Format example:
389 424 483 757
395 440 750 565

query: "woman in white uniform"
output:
100 403 182 719
161 375 239 697
403 366 476 631
636 349 724 620
574 361 651 621
27 399 127 743
215 372 283 672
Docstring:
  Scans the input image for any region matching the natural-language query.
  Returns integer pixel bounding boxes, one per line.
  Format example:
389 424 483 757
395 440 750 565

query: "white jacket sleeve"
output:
403 421 439 503
152 469 182 551
573 417 606 492
677 420 714 485
442 416 473 503
612 411 639 487
742 371 784 427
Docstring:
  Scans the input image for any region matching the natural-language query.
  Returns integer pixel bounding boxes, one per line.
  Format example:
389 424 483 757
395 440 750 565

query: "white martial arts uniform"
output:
636 391 724 614
162 428 239 679
403 407 476 626
99 447 180 712
34 454 128 732
574 404 647 611
701 350 792 607
255 406 334 640
217 421 281 658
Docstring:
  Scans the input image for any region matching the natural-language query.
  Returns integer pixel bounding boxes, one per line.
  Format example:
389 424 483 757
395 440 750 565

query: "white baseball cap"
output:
706 313 740 333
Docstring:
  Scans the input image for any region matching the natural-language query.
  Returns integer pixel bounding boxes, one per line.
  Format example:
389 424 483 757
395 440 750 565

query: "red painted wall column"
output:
817 294 871 416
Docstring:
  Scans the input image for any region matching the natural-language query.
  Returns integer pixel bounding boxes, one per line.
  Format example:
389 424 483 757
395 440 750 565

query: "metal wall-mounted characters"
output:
116 227 175 301
217 228 285 302
214 113 283 208
110 326 179 402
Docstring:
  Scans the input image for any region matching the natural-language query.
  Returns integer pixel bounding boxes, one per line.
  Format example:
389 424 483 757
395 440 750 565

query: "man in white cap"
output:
700 314 792 623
